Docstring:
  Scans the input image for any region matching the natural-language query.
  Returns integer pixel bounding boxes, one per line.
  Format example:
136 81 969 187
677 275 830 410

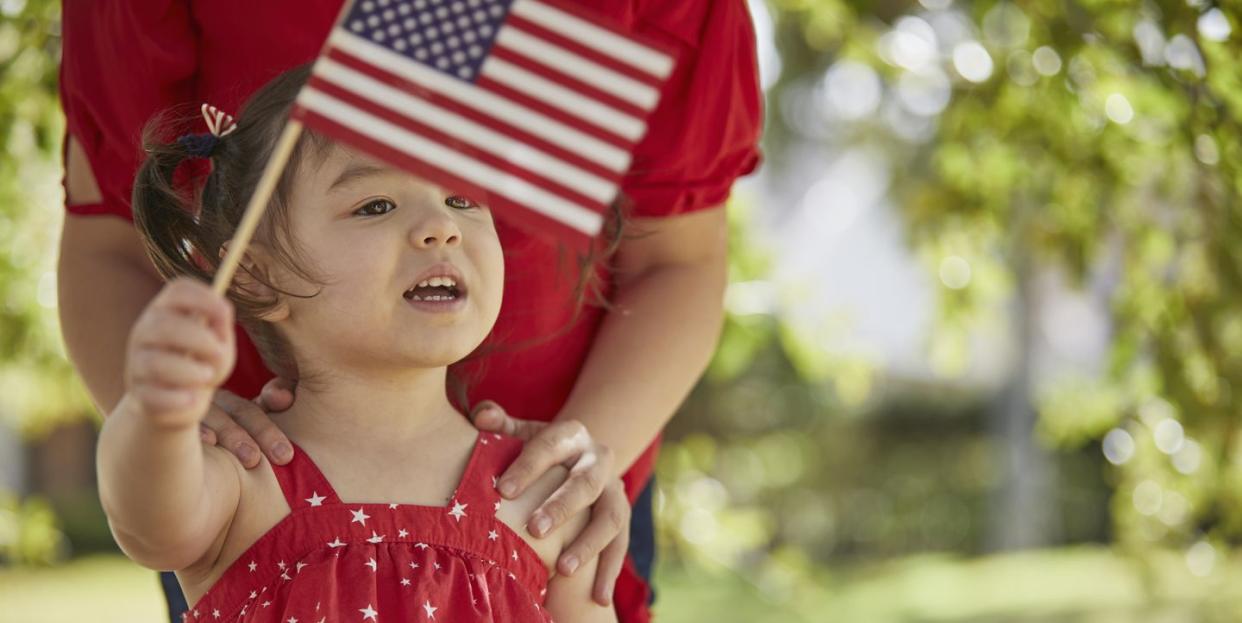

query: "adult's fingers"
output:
199 423 218 446
256 376 296 413
591 505 630 606
214 391 294 465
201 403 262 468
528 444 613 538
497 420 590 499
554 481 629 596
469 401 545 440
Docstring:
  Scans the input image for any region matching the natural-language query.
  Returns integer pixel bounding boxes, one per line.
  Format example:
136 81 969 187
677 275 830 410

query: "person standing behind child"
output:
58 2 763 621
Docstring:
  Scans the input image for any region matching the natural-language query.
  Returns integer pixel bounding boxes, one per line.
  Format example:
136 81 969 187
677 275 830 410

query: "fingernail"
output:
532 514 551 536
499 480 517 497
562 555 579 575
273 442 293 463
236 444 257 465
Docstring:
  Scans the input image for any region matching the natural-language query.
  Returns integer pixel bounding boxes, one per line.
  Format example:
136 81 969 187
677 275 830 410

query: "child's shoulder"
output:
488 434 586 576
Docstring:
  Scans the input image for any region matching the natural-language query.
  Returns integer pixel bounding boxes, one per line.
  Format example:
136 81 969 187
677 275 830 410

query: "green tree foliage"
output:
0 0 92 435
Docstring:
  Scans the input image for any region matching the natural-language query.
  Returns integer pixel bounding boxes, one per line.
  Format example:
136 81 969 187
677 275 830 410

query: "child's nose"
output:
409 211 462 248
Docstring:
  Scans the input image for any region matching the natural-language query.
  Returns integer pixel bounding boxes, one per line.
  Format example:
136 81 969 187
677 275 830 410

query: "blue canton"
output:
346 0 512 82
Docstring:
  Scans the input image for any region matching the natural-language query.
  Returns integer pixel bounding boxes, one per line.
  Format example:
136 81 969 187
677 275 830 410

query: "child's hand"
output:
124 278 236 429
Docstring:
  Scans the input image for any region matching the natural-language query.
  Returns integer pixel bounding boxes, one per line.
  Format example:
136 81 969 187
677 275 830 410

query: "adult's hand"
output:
197 377 297 468
470 401 630 606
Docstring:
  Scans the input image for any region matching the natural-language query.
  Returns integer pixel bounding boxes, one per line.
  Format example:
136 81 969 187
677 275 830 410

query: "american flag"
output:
290 0 678 253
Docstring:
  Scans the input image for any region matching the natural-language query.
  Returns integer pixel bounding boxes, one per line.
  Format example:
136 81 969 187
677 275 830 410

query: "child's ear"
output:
219 241 290 322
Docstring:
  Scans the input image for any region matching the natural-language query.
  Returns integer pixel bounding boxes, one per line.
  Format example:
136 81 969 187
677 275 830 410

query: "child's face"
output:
264 144 504 373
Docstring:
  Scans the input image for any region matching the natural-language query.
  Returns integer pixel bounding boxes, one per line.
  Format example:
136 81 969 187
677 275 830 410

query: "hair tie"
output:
176 103 239 158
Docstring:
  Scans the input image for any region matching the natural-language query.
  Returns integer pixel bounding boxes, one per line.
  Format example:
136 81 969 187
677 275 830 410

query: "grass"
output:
1 546 1239 622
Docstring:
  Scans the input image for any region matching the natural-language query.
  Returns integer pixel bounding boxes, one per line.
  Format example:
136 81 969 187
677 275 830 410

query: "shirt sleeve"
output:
60 0 200 221
620 0 764 219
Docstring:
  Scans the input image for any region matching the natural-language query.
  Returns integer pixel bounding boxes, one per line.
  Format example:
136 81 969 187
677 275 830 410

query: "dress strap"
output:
449 432 522 512
270 441 343 510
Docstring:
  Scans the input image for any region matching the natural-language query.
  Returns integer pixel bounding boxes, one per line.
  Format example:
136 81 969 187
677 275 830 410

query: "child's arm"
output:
96 278 241 571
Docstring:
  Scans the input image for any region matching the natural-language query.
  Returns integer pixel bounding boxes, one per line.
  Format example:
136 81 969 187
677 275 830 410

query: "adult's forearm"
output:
557 259 727 477
58 216 163 414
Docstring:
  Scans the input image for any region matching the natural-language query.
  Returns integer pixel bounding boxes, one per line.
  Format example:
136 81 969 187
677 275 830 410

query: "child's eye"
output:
445 195 480 210
354 199 396 217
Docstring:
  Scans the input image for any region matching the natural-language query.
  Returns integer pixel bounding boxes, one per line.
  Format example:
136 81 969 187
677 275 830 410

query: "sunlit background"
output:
5 0 1242 621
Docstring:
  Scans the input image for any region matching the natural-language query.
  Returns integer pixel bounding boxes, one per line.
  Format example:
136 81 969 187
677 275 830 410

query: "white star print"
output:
389 503 399 509
360 604 379 621
212 610 220 619
193 610 199 618
401 578 411 586
367 531 385 543
512 549 519 561
422 600 438 619
305 491 326 507
262 601 272 608
365 557 377 572
433 562 442 570
448 501 468 521
415 542 429 550
248 561 257 572
351 507 371 526
277 560 286 570
488 530 499 541
287 618 298 623
249 591 258 599
328 537 346 548
281 570 292 581
398 529 409 538
409 561 420 570
494 500 501 512
491 476 498 487
296 562 308 573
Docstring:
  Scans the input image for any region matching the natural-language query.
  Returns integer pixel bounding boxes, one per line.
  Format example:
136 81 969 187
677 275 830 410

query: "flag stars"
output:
367 15 380 27
398 3 410 14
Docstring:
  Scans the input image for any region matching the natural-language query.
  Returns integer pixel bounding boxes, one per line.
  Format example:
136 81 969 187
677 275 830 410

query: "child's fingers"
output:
153 278 235 342
133 312 230 369
131 383 197 413
130 347 217 388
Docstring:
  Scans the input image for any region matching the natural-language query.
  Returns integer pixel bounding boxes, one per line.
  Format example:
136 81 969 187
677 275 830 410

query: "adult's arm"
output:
58 136 163 414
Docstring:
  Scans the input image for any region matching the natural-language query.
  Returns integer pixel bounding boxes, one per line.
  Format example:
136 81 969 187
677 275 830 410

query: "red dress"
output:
185 432 555 623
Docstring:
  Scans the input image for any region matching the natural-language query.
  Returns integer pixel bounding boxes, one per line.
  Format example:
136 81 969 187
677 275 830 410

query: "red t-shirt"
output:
61 1 761 618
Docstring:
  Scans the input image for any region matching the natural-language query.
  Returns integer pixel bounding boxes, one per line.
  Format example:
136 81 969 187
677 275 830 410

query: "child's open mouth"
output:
403 275 467 313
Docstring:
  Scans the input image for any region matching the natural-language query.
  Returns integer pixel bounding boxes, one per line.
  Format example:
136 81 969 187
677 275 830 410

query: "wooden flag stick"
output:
212 119 304 295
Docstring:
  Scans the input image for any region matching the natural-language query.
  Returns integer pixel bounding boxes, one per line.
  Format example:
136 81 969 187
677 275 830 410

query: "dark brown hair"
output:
133 63 333 382
132 62 637 407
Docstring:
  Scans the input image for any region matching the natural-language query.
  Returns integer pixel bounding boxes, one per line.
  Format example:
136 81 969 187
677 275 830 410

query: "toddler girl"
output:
96 63 616 622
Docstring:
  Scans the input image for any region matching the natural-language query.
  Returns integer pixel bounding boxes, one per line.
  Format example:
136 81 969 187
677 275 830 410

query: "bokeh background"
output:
4 0 1242 621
